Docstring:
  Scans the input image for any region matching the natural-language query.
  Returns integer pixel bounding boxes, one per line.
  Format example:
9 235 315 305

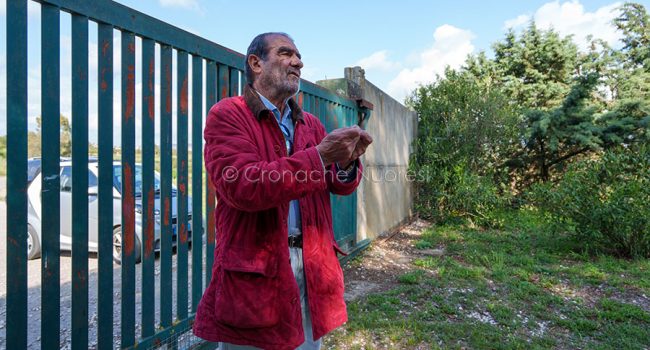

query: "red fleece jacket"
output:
193 86 362 350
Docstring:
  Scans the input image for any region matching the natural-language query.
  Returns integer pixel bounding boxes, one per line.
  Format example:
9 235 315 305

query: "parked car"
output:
26 159 193 264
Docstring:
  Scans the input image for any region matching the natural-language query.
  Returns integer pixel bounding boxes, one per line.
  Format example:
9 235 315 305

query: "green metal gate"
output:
4 0 369 348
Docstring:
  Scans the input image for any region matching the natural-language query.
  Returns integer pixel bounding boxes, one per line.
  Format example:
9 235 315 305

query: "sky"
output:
1 0 649 141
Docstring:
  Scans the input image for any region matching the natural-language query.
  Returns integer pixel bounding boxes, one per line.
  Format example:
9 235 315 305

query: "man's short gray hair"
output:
245 32 293 84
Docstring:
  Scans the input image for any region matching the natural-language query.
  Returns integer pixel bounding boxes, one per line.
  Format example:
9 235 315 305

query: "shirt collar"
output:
256 91 291 123
243 84 305 123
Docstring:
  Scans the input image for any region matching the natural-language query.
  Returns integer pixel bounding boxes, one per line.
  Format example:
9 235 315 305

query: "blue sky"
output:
1 0 649 139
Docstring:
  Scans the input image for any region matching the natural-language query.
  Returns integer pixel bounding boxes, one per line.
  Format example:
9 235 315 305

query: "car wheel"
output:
27 225 41 260
112 227 142 264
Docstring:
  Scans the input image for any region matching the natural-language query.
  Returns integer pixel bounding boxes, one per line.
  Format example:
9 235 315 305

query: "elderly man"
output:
193 32 372 350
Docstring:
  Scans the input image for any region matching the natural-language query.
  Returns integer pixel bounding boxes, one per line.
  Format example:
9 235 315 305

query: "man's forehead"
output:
266 35 298 51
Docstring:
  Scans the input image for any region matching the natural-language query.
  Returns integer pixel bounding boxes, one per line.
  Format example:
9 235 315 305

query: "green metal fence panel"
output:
71 13 90 350
177 50 190 322
330 104 358 249
192 54 204 312
41 3 62 349
159 44 174 329
6 1 367 348
6 0 28 348
34 0 244 68
230 68 240 97
141 37 156 338
121 30 137 348
97 21 114 350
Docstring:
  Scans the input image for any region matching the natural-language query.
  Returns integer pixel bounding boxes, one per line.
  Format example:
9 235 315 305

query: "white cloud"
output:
503 1 623 50
504 14 531 29
159 0 200 11
356 50 401 71
387 24 475 103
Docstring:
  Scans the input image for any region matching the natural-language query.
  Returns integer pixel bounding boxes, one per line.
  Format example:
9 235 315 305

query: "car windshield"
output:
113 165 162 196
27 159 42 183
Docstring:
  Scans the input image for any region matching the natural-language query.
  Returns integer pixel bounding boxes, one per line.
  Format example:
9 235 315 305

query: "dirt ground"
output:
343 218 441 303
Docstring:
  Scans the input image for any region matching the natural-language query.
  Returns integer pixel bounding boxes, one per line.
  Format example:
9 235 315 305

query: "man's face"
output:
255 35 304 98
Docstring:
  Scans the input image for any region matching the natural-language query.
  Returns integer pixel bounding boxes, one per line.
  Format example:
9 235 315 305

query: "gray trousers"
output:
219 247 322 350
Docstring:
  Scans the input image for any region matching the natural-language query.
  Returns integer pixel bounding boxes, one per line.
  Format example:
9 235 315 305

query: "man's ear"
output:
247 54 263 75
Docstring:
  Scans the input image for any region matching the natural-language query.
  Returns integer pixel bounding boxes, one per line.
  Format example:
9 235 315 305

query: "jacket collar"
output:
244 84 305 124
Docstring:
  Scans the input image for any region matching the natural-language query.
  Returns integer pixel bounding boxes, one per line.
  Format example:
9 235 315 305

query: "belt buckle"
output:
288 235 302 248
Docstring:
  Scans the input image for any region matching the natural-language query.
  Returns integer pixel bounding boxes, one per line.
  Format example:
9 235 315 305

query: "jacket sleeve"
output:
315 120 363 196
204 102 328 212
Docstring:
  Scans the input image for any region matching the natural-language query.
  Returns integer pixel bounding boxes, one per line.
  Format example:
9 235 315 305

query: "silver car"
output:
26 159 193 264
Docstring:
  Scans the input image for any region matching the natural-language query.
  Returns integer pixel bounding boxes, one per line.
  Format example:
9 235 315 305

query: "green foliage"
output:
398 270 425 285
509 73 649 184
491 23 579 110
614 2 650 71
413 4 650 206
408 69 517 225
0 135 6 159
530 145 650 258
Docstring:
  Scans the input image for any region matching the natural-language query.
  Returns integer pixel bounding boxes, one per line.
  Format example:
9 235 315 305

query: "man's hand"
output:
342 130 373 168
316 126 373 168
316 126 361 167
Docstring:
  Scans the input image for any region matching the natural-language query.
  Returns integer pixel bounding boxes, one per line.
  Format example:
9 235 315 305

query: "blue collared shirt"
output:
257 92 357 239
257 93 302 237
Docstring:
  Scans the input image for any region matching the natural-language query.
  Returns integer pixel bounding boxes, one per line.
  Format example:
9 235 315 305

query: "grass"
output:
324 210 650 349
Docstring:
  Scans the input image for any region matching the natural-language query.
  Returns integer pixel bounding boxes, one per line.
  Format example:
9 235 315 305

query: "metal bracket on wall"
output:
356 99 373 129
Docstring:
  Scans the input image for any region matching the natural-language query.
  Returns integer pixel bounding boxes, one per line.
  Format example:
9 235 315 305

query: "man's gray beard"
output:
280 81 300 97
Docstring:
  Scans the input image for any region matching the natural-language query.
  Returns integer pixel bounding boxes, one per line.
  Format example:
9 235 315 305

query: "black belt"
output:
288 235 303 249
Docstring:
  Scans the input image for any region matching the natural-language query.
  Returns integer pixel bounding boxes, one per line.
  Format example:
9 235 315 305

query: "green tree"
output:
611 3 650 101
491 23 580 110
510 73 649 184
614 2 650 70
0 135 6 159
408 69 518 223
34 114 72 157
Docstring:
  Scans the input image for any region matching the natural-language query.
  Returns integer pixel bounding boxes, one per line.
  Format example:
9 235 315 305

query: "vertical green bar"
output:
218 64 230 102
229 68 240 97
191 55 203 312
304 93 311 114
204 62 216 286
41 4 61 350
159 45 173 328
141 37 156 337
309 95 316 115
177 50 189 320
315 97 322 129
6 0 27 348
97 21 114 350
71 14 89 350
121 31 136 348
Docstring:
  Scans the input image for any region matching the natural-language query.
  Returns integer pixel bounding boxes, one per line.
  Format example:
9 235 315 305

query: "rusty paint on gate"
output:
125 67 135 122
180 78 188 115
180 223 187 243
123 163 135 255
163 199 170 226
147 59 155 119
165 65 172 113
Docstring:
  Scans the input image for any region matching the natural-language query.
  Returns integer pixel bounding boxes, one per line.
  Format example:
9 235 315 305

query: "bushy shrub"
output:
413 161 508 228
408 69 518 227
530 145 650 258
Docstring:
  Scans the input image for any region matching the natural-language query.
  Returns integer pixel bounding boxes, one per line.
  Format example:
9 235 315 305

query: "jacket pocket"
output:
214 246 280 329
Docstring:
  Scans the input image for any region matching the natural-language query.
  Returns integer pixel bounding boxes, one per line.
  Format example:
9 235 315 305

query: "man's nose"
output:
292 55 303 69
